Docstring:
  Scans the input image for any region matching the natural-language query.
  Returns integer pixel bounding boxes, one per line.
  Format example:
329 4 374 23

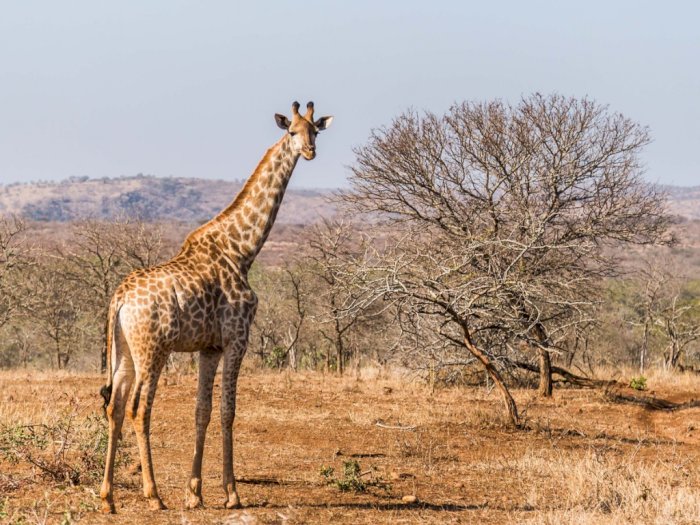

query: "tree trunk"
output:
530 322 553 397
336 342 344 375
288 345 297 371
537 346 553 397
666 340 681 370
462 329 519 427
53 336 60 369
641 320 650 374
335 320 344 375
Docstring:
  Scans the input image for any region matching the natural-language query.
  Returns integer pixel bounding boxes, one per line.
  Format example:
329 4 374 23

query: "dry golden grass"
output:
591 364 700 398
1 367 699 524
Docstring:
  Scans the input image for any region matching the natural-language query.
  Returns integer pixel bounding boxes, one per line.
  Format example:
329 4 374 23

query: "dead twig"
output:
374 419 417 431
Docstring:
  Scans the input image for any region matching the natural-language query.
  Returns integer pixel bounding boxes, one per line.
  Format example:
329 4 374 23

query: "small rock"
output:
402 495 418 504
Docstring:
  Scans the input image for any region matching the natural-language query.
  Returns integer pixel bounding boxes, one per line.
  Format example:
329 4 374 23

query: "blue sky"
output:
0 1 698 188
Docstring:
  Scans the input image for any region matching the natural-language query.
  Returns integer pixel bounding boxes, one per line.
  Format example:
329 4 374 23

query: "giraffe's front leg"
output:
185 350 222 509
221 349 244 509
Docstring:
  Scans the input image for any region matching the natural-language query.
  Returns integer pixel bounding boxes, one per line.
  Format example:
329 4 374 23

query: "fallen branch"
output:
507 359 617 389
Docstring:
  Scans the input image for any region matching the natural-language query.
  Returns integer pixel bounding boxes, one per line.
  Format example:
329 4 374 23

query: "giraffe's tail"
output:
100 301 120 414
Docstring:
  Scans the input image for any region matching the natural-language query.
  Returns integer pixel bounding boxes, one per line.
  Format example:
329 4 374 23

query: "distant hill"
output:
0 175 336 225
0 176 697 223
660 185 700 221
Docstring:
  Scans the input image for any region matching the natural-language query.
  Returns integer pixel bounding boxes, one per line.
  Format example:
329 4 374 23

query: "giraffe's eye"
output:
289 131 297 136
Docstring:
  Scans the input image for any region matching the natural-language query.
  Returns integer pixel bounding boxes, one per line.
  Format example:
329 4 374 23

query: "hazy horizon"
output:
1 2 698 188
2 172 699 191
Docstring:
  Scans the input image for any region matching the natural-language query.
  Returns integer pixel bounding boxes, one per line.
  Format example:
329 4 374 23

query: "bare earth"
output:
1 369 699 524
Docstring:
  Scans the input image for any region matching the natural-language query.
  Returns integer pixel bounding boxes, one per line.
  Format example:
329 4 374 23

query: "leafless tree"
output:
659 293 700 369
339 228 523 425
342 94 670 422
633 262 700 370
60 218 167 371
282 266 307 370
250 264 308 369
119 219 168 269
0 216 32 330
25 261 83 369
631 263 668 373
303 219 387 374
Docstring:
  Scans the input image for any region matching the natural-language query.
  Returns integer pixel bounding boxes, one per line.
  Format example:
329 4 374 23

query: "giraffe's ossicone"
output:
99 101 333 513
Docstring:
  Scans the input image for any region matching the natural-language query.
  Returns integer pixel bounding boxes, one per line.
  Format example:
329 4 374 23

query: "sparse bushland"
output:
0 218 178 371
0 215 699 388
0 98 699 425
1 95 700 524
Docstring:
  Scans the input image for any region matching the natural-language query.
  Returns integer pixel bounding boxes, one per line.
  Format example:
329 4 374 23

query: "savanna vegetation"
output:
1 94 699 523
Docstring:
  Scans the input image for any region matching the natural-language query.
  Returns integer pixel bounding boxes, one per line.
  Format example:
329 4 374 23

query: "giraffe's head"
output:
275 101 333 160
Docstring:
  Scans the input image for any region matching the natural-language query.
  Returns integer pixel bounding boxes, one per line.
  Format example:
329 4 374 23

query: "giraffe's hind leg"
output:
100 324 135 514
129 355 168 510
185 349 222 509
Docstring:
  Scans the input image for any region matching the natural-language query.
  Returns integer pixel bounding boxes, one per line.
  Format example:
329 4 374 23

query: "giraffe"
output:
99 101 333 513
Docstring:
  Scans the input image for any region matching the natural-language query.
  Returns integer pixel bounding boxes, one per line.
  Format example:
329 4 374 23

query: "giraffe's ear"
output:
314 116 334 131
275 114 291 130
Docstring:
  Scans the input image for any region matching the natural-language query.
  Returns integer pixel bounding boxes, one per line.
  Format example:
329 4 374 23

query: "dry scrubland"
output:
1 368 700 524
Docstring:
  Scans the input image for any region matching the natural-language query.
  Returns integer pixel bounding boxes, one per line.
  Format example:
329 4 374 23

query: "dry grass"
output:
517 448 700 524
591 364 700 397
1 367 699 524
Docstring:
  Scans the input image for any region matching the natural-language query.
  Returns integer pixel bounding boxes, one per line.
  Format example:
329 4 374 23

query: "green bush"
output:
320 459 391 493
629 376 647 391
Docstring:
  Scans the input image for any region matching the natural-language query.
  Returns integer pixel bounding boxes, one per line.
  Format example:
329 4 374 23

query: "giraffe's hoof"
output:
185 494 204 510
224 494 241 509
101 500 116 514
185 478 204 509
148 497 167 511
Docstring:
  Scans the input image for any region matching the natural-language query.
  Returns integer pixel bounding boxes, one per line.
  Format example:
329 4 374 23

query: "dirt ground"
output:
1 368 699 524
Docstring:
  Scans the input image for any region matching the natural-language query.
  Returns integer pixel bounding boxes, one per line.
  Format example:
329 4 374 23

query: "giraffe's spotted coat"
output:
99 102 333 513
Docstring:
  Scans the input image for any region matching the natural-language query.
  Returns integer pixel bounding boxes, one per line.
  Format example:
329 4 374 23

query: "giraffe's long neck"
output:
209 134 299 271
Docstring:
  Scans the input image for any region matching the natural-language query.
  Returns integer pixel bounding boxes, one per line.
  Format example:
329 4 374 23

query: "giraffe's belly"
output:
171 309 222 353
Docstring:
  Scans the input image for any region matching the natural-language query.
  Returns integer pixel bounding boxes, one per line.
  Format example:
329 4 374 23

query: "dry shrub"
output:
0 403 128 489
515 447 699 525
